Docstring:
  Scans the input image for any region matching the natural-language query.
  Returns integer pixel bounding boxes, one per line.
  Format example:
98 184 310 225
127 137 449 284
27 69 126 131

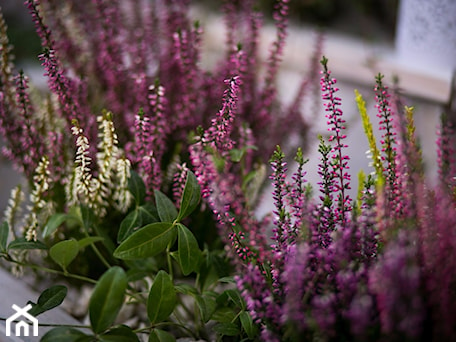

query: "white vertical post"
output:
395 0 456 73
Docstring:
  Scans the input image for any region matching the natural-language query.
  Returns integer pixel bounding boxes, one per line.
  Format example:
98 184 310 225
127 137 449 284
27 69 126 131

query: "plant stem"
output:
8 257 97 284
166 242 174 281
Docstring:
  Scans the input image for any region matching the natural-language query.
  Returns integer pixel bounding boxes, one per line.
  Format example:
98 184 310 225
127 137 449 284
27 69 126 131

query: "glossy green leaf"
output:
89 266 127 334
117 204 159 243
41 327 88 342
29 285 67 316
42 213 68 238
154 190 178 222
240 311 257 339
114 222 175 260
49 239 79 271
128 170 146 205
99 325 140 341
147 270 176 324
213 322 240 336
176 170 200 221
0 221 9 253
148 329 176 342
177 223 201 275
8 238 48 250
78 236 104 250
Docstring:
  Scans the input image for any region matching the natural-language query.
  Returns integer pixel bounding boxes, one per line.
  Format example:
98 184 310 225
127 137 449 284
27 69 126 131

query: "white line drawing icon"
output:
5 304 39 337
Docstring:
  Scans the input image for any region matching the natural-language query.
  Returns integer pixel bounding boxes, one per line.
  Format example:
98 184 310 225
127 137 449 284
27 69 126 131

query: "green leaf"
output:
114 222 175 260
240 311 257 339
128 170 146 205
225 289 245 309
147 270 176 324
174 283 198 296
154 190 178 222
99 325 140 342
229 148 244 162
117 208 140 243
78 236 104 250
177 223 201 275
8 238 48 250
176 170 200 221
80 205 96 229
117 204 159 243
42 213 68 238
149 329 176 342
49 239 79 271
29 285 67 316
213 322 240 337
212 307 237 323
195 294 217 323
89 266 127 334
0 221 9 253
41 327 88 342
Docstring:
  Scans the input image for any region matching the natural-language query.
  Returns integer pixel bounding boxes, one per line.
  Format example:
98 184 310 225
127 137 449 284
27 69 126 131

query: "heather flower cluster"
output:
224 59 456 341
0 1 455 341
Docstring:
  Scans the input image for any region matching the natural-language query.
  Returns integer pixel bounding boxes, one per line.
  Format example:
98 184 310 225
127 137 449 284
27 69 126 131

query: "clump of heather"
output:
0 0 318 244
219 57 456 341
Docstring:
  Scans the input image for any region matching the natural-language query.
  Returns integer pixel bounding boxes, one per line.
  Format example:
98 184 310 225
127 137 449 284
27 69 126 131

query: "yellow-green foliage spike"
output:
404 105 424 174
355 170 366 217
355 90 384 183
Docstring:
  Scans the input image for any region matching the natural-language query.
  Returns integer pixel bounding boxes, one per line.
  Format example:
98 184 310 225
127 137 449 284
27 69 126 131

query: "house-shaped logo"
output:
5 304 39 337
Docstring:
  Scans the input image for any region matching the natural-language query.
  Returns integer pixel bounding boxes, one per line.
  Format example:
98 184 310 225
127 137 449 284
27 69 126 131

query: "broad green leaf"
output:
154 190 178 222
212 307 237 323
128 170 146 205
78 236 104 250
29 285 67 316
147 270 176 324
117 208 140 243
89 266 127 334
218 276 235 284
42 213 68 238
225 289 245 309
213 322 240 336
99 325 140 341
117 204 159 243
80 205 96 229
49 239 79 271
176 171 200 221
240 311 257 339
0 221 9 253
149 329 176 342
8 238 48 250
114 222 175 260
174 283 198 296
41 327 88 342
139 202 160 222
195 294 217 323
177 223 201 275
229 148 244 162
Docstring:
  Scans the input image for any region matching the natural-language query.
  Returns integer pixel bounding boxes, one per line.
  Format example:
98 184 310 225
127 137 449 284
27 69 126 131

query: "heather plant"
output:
0 1 455 342
216 60 456 341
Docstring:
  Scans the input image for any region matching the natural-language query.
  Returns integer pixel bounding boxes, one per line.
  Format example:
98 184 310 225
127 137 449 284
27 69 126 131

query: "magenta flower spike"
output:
319 56 352 227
